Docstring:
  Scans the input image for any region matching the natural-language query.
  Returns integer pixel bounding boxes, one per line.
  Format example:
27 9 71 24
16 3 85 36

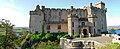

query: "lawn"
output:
13 29 29 32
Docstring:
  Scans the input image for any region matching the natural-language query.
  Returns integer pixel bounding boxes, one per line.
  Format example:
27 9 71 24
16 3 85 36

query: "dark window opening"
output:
35 31 38 34
59 12 61 16
72 30 74 35
94 29 96 33
58 25 61 29
47 25 50 30
94 22 95 27
81 22 85 26
47 31 50 33
72 22 74 27
83 29 88 35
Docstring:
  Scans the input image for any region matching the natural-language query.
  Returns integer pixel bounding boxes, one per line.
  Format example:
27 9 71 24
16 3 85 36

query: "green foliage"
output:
63 34 69 38
36 41 60 49
45 33 51 39
74 33 79 38
42 23 45 33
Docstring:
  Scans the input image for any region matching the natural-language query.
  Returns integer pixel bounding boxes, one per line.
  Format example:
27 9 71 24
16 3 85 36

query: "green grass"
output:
13 29 29 32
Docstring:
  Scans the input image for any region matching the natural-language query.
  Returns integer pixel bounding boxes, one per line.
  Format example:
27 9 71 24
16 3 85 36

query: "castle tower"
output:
87 3 98 35
29 5 44 33
68 6 79 36
95 1 107 32
95 1 105 9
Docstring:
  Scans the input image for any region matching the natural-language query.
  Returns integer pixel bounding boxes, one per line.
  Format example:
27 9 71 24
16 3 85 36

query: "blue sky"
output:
0 0 120 27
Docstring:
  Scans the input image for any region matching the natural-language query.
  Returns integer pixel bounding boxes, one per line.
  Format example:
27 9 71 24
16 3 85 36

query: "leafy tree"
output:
0 19 16 49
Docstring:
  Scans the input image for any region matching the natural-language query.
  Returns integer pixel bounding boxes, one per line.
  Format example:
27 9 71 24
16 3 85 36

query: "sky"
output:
0 0 120 27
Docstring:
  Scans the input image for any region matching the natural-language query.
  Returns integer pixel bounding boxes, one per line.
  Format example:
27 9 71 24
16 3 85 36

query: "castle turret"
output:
35 5 40 11
29 5 44 33
95 1 105 9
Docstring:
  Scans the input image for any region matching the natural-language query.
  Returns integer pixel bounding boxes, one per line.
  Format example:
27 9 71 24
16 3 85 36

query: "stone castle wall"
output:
29 1 107 36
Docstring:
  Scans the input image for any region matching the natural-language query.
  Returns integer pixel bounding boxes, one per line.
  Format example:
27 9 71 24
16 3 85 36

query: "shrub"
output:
45 33 51 39
74 33 79 38
63 34 70 38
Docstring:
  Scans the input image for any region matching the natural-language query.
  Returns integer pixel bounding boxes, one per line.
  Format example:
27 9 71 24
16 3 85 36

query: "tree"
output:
0 19 15 49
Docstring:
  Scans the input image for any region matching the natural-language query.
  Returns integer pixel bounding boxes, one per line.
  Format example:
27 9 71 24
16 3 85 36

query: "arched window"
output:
81 22 85 26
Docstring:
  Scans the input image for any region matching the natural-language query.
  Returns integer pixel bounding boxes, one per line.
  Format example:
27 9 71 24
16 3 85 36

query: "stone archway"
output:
83 29 88 37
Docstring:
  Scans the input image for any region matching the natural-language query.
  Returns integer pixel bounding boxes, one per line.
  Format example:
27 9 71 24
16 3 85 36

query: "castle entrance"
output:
83 29 88 37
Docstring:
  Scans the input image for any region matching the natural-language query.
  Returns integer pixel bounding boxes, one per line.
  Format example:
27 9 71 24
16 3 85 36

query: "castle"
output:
29 1 107 37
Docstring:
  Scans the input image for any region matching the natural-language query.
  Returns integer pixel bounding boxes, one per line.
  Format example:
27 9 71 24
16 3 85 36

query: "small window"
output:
47 31 50 33
94 22 95 27
94 29 95 33
58 25 61 29
35 31 38 34
72 30 74 35
59 12 61 16
47 25 50 30
118 38 120 40
81 22 85 26
58 31 61 32
102 24 103 29
72 22 74 27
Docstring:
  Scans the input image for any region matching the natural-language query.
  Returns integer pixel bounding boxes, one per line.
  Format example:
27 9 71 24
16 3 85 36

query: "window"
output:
47 25 50 30
58 31 61 32
59 12 61 16
94 29 95 33
81 22 85 26
58 25 61 29
47 31 50 33
72 29 74 35
35 31 38 34
118 38 120 40
102 24 103 29
72 22 74 27
94 22 95 27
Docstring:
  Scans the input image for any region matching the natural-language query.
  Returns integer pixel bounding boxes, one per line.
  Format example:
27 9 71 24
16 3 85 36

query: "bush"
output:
74 33 79 38
63 34 70 38
45 33 51 39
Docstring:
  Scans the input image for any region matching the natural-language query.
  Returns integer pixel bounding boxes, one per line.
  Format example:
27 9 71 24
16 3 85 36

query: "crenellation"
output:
30 11 38 15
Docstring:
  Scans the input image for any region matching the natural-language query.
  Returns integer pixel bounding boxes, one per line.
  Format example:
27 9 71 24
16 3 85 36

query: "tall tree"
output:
0 19 15 49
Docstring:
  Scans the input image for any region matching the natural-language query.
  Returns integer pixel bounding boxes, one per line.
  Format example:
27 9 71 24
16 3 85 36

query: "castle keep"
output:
29 1 107 36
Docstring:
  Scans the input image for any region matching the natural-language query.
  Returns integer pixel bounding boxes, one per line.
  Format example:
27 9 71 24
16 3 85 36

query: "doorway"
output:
83 29 88 37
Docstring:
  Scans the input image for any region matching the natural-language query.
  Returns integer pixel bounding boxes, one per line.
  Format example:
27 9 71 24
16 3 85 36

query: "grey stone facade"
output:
29 1 107 36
